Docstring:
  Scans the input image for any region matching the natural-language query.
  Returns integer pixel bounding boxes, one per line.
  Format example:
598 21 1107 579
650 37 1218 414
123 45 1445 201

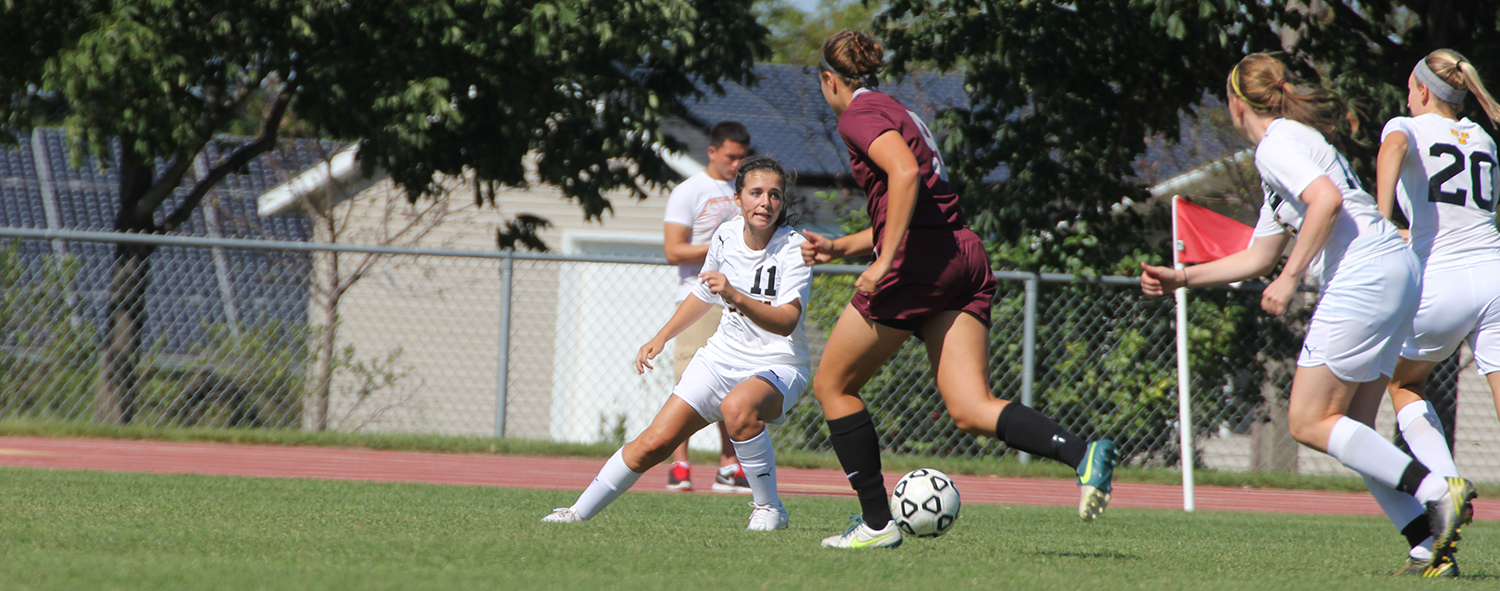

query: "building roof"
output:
681 63 971 181
0 128 320 355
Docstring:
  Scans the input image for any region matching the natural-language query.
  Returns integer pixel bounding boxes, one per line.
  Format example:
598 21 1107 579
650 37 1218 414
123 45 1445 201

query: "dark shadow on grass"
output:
1032 550 1138 560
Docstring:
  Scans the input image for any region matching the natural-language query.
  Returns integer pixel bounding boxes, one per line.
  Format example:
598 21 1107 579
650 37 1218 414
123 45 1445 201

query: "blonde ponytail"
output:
1454 60 1500 126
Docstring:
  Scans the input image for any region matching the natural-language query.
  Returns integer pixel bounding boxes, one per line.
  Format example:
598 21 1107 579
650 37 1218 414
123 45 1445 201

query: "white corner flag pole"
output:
1172 196 1196 512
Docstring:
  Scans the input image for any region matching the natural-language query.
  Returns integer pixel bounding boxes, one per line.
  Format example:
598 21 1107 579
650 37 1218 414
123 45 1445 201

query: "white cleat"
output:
1078 485 1111 522
541 507 585 523
820 516 902 549
747 501 789 531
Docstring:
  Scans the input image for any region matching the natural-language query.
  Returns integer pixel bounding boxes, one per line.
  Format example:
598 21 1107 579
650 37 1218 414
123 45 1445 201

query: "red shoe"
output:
712 464 752 494
666 461 692 491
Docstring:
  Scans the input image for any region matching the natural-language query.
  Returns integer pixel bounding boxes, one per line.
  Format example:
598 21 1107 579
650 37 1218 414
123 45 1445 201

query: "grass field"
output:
2 467 1496 590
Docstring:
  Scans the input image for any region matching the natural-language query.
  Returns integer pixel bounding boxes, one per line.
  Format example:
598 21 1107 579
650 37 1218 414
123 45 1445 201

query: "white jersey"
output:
690 218 812 369
1252 118 1408 287
664 171 740 303
1381 114 1500 272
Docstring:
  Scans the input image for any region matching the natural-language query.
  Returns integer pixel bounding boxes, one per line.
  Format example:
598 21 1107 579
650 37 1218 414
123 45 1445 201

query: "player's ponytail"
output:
820 30 883 89
1229 53 1356 141
1422 49 1500 127
734 155 794 227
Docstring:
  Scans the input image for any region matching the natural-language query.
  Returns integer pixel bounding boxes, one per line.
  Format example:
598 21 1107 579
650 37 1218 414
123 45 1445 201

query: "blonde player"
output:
1373 48 1500 577
543 156 810 530
1140 53 1476 575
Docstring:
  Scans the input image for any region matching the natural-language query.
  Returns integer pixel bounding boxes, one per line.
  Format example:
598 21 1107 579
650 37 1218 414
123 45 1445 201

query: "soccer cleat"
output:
820 515 902 549
1425 477 1477 565
747 501 789 531
712 464 752 494
1077 439 1117 522
666 461 692 491
1392 554 1458 578
541 507 585 523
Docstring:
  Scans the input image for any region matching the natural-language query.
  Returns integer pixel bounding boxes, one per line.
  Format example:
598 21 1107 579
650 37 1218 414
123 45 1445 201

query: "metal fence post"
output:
496 252 514 439
1019 274 1038 464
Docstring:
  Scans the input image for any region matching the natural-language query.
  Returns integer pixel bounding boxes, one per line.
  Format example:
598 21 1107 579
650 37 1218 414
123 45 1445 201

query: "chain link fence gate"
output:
1 228 1495 482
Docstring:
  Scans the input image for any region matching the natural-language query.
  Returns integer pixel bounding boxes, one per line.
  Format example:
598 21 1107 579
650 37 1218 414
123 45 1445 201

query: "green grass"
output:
8 417 1500 498
1 467 1495 590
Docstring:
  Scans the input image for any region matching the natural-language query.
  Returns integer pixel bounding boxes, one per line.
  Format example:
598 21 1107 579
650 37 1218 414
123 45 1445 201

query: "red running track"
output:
0 436 1494 521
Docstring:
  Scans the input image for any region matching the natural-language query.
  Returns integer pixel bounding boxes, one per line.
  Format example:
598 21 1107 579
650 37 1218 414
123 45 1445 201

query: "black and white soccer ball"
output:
890 468 960 538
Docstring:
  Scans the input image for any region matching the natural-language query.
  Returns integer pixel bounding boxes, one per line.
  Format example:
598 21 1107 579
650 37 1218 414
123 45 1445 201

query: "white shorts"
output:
1300 249 1420 383
672 350 808 425
1403 259 1500 375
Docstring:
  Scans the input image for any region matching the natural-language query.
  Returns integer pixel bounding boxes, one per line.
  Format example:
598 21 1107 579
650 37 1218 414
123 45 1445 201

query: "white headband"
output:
1414 59 1467 104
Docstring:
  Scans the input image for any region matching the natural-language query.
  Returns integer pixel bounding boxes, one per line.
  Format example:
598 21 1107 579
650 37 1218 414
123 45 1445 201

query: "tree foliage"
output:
874 0 1497 274
0 0 768 423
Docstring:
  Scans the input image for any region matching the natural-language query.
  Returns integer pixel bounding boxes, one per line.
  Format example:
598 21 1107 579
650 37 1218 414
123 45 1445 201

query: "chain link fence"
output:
1 228 1495 482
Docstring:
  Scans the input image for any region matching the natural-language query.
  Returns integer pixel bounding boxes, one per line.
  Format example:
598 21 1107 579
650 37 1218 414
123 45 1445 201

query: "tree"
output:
1 0 768 424
755 0 886 65
856 1 1495 466
874 0 1497 274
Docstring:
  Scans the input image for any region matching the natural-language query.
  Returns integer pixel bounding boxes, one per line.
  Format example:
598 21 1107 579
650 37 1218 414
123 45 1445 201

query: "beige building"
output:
257 146 711 448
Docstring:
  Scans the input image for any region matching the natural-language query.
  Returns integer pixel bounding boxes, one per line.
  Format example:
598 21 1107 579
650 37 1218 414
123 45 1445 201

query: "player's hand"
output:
699 270 740 304
801 230 836 265
1139 262 1182 297
1260 275 1296 315
855 259 892 294
635 338 665 374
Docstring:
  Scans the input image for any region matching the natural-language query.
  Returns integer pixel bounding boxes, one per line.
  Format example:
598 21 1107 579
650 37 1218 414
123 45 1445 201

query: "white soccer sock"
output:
1362 475 1432 557
731 429 779 506
1325 416 1419 490
572 449 642 520
1396 401 1459 479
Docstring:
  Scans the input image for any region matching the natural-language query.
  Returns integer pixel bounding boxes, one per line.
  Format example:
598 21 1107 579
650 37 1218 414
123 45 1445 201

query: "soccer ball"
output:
890 468 960 538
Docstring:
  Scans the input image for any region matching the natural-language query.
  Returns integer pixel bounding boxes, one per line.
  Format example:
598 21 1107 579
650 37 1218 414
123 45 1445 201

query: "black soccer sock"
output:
995 402 1088 469
1395 460 1430 497
1402 515 1433 548
827 409 892 529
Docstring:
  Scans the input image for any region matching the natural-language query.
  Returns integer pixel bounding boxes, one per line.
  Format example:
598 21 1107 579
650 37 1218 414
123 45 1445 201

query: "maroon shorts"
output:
851 226 996 332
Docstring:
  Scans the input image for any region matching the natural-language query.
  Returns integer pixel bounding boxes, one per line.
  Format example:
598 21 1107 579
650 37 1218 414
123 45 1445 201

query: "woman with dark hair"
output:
543 156 809 531
1140 53 1476 576
1373 48 1500 577
803 30 1116 550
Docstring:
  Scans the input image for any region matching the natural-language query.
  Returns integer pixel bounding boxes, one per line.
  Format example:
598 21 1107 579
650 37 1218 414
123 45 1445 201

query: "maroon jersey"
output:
837 89 965 250
839 89 995 331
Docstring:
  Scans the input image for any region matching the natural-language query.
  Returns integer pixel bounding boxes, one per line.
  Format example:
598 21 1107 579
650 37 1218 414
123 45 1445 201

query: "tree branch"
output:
132 81 262 227
161 81 295 232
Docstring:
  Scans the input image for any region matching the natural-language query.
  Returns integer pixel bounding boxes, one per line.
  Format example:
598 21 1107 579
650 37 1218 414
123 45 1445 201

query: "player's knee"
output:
719 400 758 439
949 412 987 436
812 373 851 402
1286 415 1324 446
632 428 677 461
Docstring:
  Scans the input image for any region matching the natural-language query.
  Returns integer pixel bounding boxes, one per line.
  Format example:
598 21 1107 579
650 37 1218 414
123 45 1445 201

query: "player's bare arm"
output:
636 295 714 374
801 228 873 265
858 131 921 293
1374 132 1412 241
663 223 712 264
1140 234 1286 297
1265 176 1343 314
699 270 803 337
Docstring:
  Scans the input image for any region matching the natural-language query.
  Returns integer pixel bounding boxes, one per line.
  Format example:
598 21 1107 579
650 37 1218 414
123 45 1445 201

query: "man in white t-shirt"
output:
662 121 751 492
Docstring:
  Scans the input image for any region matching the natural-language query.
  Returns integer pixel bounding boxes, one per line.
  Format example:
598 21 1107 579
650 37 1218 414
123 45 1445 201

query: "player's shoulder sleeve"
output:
837 100 900 156
1380 116 1415 144
772 228 813 308
1254 133 1326 204
1251 194 1287 239
700 220 735 274
664 175 700 226
690 229 727 306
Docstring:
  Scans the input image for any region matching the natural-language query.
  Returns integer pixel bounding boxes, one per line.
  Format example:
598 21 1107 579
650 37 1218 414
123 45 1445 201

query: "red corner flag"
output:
1173 196 1253 265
